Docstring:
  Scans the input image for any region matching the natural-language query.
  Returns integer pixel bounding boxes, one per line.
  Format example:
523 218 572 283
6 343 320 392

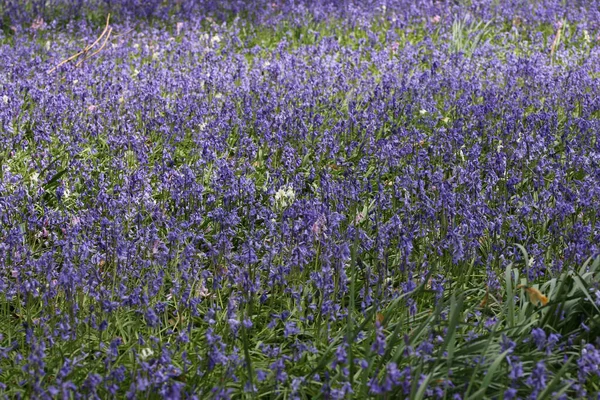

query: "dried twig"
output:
75 26 112 68
111 27 134 39
550 19 564 63
47 14 111 74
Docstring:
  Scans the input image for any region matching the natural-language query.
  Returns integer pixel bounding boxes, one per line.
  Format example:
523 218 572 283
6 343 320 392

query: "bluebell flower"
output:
504 387 518 400
531 328 546 351
284 321 300 338
526 361 547 398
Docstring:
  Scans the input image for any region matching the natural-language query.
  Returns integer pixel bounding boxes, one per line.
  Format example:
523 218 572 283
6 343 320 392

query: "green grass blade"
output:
505 263 515 328
538 355 575 400
467 349 510 399
413 367 430 400
441 294 463 371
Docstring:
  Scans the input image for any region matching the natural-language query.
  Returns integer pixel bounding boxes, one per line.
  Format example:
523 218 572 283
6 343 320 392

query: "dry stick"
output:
111 27 134 39
550 20 564 64
75 26 113 68
47 14 111 74
47 15 110 73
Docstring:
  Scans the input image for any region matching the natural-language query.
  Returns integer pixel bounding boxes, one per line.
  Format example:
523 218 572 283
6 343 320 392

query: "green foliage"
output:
450 15 494 57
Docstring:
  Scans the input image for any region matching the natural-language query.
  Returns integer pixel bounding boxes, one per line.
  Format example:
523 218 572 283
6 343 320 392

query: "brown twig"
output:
83 14 111 54
47 14 111 74
550 19 564 64
111 27 134 39
75 26 112 68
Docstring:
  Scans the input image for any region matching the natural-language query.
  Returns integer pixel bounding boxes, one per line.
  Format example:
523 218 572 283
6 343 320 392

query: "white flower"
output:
195 284 211 298
2 95 9 104
139 348 154 360
275 185 295 210
496 140 504 153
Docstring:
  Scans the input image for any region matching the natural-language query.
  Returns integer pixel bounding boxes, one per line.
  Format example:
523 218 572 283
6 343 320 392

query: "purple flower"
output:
500 335 516 353
283 321 300 338
578 344 600 382
508 357 524 381
269 357 288 384
331 344 347 369
546 333 561 354
371 325 386 356
228 318 240 336
504 387 518 400
4 1 600 398
256 369 268 382
145 308 160 328
242 318 253 329
526 361 547 397
531 328 546 351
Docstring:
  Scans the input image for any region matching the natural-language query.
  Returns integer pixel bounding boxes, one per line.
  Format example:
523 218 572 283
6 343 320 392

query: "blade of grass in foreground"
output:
467 349 510 399
307 273 430 396
464 320 501 398
414 371 432 400
538 355 575 400
442 294 463 371
505 263 515 328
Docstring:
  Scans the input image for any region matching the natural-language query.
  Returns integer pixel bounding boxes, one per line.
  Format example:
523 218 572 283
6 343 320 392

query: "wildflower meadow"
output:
1 0 600 398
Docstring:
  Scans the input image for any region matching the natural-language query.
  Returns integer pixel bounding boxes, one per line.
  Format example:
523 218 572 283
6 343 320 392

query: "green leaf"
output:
571 272 600 314
467 349 510 399
43 168 69 189
538 355 575 400
414 372 432 400
505 263 515 328
441 294 463 370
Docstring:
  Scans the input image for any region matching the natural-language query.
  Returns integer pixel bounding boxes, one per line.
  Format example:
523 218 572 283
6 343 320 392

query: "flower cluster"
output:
1 0 600 398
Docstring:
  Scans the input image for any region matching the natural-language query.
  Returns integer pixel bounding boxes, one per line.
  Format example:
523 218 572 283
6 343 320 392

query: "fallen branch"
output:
47 14 111 74
75 26 112 68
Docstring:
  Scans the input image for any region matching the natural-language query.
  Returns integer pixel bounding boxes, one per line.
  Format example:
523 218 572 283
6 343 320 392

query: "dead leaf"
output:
516 285 548 306
479 286 490 308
